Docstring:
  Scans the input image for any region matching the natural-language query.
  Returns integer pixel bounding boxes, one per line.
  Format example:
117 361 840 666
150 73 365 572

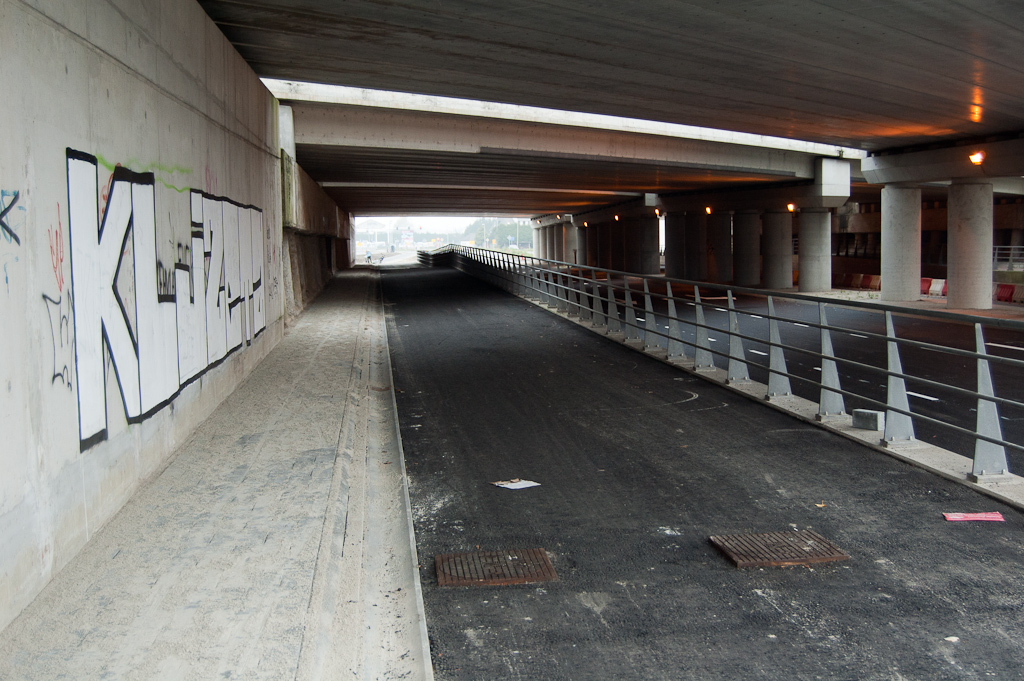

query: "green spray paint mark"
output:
95 153 193 193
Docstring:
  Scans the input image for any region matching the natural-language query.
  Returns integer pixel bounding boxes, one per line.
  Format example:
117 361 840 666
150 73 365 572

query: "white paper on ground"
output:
492 478 541 490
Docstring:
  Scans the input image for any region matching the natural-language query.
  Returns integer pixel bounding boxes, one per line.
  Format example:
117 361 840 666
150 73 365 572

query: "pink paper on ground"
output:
943 512 1005 522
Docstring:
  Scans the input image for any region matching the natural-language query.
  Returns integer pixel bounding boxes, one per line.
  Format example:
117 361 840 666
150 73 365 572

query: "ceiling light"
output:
583 221 588 227
654 208 660 217
614 215 619 221
969 151 985 165
705 206 712 214
787 203 796 212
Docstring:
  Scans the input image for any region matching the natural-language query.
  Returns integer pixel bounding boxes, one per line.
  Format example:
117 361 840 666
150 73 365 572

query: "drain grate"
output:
435 548 558 586
709 530 849 568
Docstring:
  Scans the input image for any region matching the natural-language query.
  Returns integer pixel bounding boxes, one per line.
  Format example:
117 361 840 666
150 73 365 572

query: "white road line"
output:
849 333 868 339
906 391 939 402
986 342 1024 352
794 323 810 328
750 315 763 319
812 367 821 372
748 349 768 356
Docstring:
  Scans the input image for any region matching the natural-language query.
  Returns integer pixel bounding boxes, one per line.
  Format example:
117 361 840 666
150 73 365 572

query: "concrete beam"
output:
861 137 1024 185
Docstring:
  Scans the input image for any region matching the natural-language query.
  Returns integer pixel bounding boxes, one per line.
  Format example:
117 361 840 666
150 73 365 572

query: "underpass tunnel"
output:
7 2 1024 678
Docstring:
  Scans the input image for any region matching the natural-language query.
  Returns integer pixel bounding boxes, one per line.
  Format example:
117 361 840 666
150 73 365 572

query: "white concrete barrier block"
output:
852 409 885 431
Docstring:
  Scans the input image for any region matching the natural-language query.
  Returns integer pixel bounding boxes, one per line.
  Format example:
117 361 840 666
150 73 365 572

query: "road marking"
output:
849 333 868 339
906 391 939 402
812 367 821 372
748 349 768 356
794 323 810 328
750 314 763 319
986 342 1024 352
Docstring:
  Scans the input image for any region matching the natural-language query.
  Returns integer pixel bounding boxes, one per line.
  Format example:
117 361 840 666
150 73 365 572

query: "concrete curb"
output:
376 275 436 681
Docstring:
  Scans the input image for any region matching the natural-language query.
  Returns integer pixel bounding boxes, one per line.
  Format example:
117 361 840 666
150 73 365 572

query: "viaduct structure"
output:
4 0 1024 639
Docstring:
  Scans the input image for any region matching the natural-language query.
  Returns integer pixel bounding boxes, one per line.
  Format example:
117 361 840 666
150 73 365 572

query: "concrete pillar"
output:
880 185 922 302
762 211 793 289
545 225 556 261
948 180 994 310
552 224 565 262
563 222 579 264
609 219 626 271
588 224 602 267
638 215 660 274
577 225 588 266
707 212 733 283
600 221 614 269
621 216 659 274
733 211 761 286
533 226 543 258
798 208 832 293
664 213 686 279
684 212 708 280
622 217 642 273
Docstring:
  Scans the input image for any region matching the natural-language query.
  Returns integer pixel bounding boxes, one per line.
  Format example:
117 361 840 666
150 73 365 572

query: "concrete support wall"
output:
546 225 556 261
281 156 351 321
798 209 831 292
707 213 733 283
762 211 794 289
684 213 708 280
577 226 589 266
533 226 543 258
553 224 565 262
733 211 762 286
664 213 686 279
880 185 922 302
948 181 994 309
0 0 284 632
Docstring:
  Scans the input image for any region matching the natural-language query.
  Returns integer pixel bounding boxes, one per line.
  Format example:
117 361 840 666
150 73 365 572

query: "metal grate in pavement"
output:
435 548 558 586
709 530 849 568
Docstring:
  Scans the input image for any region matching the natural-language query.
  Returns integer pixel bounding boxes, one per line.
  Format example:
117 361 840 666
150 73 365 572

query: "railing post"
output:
590 271 605 327
666 282 688 363
643 279 660 352
765 297 792 399
556 272 568 313
817 303 846 419
579 271 593 321
882 311 915 443
605 277 622 336
623 279 641 344
726 291 749 383
972 323 1011 480
693 286 715 371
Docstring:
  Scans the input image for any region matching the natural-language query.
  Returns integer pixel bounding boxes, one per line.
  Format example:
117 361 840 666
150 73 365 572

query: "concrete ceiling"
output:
199 0 1024 215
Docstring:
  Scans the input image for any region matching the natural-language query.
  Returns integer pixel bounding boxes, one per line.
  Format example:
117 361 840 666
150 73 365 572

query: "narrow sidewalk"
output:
0 270 430 681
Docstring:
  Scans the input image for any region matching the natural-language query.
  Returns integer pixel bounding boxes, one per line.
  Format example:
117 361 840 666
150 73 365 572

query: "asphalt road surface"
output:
383 267 1024 681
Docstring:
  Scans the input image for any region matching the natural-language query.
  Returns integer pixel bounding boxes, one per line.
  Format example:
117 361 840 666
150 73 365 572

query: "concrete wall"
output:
0 0 285 632
281 157 353 321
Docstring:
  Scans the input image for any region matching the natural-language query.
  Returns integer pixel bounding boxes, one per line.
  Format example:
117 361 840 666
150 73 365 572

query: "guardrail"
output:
433 245 1024 482
994 245 1024 271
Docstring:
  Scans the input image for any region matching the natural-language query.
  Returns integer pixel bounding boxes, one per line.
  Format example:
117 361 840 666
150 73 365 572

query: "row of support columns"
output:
881 180 995 309
539 207 835 294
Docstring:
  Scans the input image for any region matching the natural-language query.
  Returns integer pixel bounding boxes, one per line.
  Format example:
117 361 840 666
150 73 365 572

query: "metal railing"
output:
994 245 1024 271
435 245 1024 481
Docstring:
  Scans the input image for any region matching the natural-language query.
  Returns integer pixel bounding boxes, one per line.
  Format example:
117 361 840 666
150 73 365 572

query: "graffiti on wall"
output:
1 190 26 293
43 204 74 390
67 149 265 450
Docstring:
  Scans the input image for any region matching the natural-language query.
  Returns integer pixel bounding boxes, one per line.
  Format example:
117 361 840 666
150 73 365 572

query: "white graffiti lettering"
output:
67 150 265 449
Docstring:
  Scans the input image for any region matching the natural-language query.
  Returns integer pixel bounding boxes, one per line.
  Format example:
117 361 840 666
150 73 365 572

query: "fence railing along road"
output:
423 245 1024 483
